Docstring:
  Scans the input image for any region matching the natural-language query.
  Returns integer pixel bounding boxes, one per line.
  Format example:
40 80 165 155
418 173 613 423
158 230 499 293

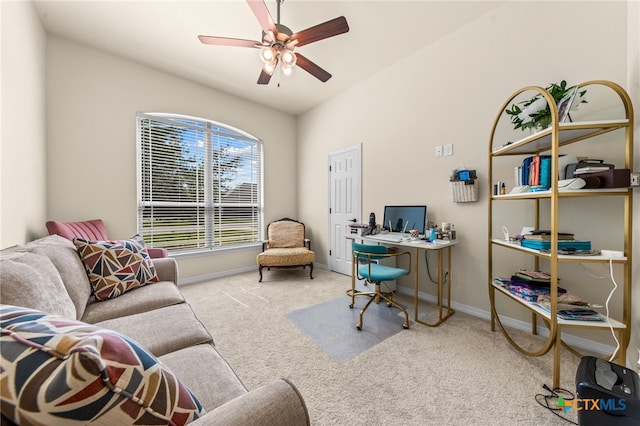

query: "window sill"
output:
167 242 262 260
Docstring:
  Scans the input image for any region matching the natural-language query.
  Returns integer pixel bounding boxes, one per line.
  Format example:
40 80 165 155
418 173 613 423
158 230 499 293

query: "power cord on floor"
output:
535 384 577 424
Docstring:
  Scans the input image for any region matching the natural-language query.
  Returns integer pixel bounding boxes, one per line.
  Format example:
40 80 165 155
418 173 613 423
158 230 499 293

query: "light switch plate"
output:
444 144 453 156
435 145 443 157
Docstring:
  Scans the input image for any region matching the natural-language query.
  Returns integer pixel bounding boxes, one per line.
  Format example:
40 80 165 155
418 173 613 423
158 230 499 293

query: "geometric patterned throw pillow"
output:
73 236 160 301
0 304 204 425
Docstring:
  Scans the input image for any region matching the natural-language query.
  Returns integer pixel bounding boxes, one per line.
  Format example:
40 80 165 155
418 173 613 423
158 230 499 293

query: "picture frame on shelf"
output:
557 86 578 123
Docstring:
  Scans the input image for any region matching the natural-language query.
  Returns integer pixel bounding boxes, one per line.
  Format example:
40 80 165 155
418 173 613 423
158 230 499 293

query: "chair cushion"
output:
358 263 408 282
73 237 159 301
257 248 315 266
267 220 305 248
0 304 204 426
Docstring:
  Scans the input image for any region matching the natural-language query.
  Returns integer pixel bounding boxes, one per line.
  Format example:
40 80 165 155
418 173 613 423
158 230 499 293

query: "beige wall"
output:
1 0 47 246
298 1 637 357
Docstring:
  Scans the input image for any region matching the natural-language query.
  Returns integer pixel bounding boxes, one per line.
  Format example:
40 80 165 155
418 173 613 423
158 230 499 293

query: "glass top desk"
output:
346 234 457 327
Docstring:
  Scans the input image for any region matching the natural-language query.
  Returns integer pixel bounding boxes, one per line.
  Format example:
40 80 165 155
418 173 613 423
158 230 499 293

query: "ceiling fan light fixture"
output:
281 63 294 76
262 60 277 76
281 49 296 66
260 46 277 63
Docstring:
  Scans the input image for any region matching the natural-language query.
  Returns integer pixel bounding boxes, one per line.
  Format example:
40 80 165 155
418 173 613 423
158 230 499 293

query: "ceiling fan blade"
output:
198 35 260 48
295 53 331 82
289 16 349 47
247 0 278 36
257 69 272 85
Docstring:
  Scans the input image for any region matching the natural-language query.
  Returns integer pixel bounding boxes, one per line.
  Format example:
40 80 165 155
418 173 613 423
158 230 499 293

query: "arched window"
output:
136 113 263 254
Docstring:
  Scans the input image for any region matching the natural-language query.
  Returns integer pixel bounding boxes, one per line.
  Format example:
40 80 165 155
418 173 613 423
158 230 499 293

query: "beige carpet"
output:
181 268 582 425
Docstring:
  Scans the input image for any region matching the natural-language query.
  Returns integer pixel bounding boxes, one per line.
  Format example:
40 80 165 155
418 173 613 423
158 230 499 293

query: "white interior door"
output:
328 144 362 275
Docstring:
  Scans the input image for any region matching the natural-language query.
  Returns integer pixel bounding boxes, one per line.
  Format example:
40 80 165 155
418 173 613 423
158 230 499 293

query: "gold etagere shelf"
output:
487 80 634 389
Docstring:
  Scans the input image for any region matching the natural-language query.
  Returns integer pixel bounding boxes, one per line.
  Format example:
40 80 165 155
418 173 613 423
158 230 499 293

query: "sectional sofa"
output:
0 234 309 425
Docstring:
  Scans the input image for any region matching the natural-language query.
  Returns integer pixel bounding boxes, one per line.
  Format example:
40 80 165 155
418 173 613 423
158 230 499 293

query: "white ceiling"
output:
33 0 504 116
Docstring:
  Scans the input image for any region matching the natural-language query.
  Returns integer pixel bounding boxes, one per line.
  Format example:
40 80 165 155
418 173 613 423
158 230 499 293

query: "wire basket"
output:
450 180 479 203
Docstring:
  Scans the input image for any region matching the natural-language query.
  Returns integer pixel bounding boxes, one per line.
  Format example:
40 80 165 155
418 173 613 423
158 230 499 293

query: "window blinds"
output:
137 113 263 253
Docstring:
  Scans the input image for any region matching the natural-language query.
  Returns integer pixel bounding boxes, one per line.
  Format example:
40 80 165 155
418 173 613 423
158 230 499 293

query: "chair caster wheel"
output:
402 323 409 329
356 324 362 330
386 302 392 307
349 304 354 309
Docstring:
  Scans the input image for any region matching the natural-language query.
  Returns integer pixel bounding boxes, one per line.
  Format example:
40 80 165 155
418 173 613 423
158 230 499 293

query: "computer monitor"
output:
382 205 427 235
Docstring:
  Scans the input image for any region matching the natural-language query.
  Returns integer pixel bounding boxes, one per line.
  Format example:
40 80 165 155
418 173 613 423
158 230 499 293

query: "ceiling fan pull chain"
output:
276 60 282 87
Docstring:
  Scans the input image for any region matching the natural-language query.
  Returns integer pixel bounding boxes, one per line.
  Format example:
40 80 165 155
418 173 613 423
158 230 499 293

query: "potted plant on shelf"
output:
505 80 587 132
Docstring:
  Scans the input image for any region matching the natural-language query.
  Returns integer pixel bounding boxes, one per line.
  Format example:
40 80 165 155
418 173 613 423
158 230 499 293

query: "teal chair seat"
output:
350 242 411 330
358 263 408 282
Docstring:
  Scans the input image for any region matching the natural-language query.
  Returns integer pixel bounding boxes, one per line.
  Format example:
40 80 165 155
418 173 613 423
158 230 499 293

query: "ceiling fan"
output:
198 0 349 85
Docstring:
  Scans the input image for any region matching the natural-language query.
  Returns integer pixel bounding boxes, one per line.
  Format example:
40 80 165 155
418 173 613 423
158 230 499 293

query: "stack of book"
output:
494 270 566 302
534 304 604 321
521 230 591 251
515 155 551 189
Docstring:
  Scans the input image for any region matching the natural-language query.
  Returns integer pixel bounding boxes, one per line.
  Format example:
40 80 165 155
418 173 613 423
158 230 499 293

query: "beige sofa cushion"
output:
81 281 185 324
95 303 214 357
0 248 76 319
24 235 93 319
159 344 247 412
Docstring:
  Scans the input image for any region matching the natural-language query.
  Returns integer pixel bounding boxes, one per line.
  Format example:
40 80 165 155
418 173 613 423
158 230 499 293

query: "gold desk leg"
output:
347 251 356 308
415 246 455 327
413 247 419 323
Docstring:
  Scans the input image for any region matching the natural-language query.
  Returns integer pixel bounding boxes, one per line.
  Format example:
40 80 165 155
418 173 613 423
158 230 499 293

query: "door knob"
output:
348 218 357 222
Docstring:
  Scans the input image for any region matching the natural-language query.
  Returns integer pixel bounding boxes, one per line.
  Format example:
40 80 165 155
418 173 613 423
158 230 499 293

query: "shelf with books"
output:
491 282 627 330
491 239 628 263
492 187 629 200
487 80 633 389
491 282 626 329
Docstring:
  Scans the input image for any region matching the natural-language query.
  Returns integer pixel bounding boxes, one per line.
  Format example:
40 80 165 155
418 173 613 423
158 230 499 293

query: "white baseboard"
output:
396 287 616 357
179 266 258 286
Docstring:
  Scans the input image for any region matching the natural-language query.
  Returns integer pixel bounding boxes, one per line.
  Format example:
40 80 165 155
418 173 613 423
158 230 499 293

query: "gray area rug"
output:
286 295 409 362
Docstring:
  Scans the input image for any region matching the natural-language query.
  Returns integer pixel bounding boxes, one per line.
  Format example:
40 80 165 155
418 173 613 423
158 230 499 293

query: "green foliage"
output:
505 80 587 131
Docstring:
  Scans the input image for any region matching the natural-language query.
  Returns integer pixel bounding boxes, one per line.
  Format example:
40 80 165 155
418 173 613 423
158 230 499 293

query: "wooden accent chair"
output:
256 218 315 282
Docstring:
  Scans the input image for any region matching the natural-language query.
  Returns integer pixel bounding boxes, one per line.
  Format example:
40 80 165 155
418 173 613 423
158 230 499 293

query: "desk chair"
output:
350 242 411 330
